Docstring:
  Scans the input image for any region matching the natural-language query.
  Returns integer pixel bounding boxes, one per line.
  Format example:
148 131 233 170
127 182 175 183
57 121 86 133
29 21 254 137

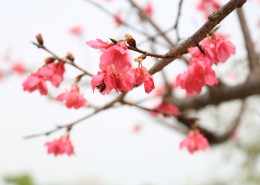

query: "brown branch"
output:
127 45 173 59
32 42 93 77
128 0 175 47
24 93 126 139
149 0 248 75
174 0 184 42
236 8 259 72
171 77 260 111
82 0 148 36
200 100 246 144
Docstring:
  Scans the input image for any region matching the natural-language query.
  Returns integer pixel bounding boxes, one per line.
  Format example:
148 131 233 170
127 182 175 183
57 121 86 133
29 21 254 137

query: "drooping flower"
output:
56 84 87 109
150 100 180 117
180 130 209 154
45 135 74 156
23 73 48 95
134 67 155 94
176 59 218 95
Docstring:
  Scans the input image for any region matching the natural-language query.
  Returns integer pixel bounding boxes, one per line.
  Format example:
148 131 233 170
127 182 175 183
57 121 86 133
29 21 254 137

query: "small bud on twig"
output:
66 52 75 62
125 34 136 48
44 57 55 64
36 33 44 45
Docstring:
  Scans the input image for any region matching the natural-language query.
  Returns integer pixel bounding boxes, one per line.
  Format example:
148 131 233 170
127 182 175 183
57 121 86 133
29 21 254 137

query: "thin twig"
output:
32 42 93 77
236 8 259 73
24 93 126 139
174 0 184 42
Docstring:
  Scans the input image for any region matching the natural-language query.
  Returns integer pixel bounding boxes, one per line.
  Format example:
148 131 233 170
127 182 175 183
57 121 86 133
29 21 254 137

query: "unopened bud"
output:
125 34 136 48
36 33 44 45
44 57 55 64
66 52 74 62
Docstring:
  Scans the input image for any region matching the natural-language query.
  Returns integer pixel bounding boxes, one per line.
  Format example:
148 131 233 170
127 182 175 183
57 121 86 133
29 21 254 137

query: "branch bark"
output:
149 0 248 75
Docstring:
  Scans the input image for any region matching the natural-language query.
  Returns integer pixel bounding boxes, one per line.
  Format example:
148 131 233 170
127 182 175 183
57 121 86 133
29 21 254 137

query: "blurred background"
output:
1 0 260 185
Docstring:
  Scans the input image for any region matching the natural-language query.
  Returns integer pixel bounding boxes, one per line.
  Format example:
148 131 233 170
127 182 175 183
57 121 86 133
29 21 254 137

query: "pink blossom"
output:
176 59 218 95
135 67 155 94
197 0 222 18
143 2 154 18
69 25 83 36
56 85 87 109
23 73 48 95
12 62 26 75
90 41 135 94
45 135 74 156
180 130 209 153
91 67 134 94
189 34 235 65
150 100 179 117
114 12 123 26
99 42 130 70
38 61 65 87
86 39 114 50
215 40 236 63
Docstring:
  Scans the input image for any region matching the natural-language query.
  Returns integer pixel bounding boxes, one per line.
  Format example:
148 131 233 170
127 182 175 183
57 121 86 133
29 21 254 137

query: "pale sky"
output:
0 0 260 185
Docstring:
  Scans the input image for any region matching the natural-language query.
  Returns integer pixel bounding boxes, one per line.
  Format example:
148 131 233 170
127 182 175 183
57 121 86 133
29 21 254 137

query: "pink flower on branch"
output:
176 59 218 95
89 40 136 94
134 67 155 94
23 73 48 95
38 61 65 88
56 85 87 109
45 135 74 156
189 33 236 65
180 130 209 154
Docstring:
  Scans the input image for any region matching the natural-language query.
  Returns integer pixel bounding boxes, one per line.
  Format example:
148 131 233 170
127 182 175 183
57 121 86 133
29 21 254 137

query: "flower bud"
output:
66 52 74 62
36 33 44 45
125 34 136 48
44 57 55 64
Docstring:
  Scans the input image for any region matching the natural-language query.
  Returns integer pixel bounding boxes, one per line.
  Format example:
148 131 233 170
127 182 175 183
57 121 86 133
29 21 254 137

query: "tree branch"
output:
236 7 259 72
149 0 248 75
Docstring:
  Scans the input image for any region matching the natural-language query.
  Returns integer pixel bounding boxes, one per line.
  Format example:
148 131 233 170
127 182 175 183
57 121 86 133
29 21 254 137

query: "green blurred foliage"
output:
4 174 34 185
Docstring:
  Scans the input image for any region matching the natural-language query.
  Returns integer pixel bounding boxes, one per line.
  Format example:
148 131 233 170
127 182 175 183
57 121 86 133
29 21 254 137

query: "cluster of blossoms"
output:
23 59 87 109
196 0 222 18
86 37 155 94
45 135 74 156
23 60 65 95
176 33 236 95
180 130 209 153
